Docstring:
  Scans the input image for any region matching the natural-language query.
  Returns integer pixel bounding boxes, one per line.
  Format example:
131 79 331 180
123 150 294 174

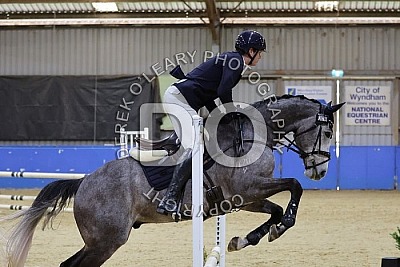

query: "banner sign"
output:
344 85 391 126
285 85 332 104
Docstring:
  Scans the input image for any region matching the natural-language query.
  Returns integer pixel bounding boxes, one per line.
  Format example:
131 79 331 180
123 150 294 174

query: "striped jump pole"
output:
215 215 226 267
0 171 84 213
0 171 86 179
0 194 73 213
204 215 226 267
0 194 37 201
0 204 73 213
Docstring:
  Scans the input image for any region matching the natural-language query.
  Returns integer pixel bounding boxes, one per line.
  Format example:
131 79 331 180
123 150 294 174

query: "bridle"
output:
210 106 334 171
277 112 333 170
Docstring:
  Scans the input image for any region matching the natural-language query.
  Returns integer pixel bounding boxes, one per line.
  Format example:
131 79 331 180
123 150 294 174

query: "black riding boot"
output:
156 148 192 218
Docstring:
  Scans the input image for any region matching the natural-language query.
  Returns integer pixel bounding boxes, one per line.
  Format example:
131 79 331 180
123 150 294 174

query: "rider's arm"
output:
216 53 244 110
205 99 218 113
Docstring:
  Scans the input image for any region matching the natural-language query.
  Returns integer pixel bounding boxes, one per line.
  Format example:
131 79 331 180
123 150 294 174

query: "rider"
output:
157 30 267 217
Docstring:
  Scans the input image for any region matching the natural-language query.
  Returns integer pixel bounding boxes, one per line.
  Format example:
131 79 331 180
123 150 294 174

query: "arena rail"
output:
0 172 84 213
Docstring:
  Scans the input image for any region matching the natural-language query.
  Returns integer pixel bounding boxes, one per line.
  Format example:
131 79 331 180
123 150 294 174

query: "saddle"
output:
130 131 225 216
129 115 245 216
130 111 246 162
130 132 181 162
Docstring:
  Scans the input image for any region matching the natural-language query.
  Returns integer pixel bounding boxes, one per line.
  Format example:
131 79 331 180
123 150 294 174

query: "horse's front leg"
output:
227 199 283 252
268 177 303 242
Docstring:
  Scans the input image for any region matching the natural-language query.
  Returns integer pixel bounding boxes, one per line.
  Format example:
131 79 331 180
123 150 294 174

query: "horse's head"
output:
293 101 345 180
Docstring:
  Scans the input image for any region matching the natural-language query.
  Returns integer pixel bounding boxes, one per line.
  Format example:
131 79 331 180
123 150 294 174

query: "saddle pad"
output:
140 163 175 191
139 152 215 191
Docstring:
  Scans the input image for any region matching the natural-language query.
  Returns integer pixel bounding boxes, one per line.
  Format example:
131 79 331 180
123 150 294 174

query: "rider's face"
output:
248 49 263 66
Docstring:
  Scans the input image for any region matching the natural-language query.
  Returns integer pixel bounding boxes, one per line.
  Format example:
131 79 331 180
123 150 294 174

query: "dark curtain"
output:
0 75 161 141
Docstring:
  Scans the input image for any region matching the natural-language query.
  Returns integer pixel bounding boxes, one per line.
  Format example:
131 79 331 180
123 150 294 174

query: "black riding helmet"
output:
235 30 266 65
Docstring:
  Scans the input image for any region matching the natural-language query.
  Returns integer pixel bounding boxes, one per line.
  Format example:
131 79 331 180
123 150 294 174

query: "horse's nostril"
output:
320 171 326 177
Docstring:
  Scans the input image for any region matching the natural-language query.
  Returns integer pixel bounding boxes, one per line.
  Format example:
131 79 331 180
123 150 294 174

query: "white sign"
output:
285 85 332 105
344 85 391 126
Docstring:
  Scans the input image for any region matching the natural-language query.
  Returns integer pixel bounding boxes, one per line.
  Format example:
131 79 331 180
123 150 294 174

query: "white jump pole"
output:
0 171 85 179
204 246 220 267
192 115 204 267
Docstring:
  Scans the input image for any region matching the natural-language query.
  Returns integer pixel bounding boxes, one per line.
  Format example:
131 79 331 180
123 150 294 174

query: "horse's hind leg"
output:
227 199 283 251
60 248 84 267
62 214 132 267
63 202 133 266
60 242 126 267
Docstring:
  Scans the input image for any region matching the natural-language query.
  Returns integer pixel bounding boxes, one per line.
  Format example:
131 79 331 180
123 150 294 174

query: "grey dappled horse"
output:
1 95 344 267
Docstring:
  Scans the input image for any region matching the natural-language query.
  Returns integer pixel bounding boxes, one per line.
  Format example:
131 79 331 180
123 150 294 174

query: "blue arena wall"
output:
0 146 119 188
276 146 398 190
0 145 399 190
397 146 400 191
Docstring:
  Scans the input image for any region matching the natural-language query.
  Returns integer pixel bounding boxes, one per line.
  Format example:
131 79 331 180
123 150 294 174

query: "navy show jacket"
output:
174 51 245 112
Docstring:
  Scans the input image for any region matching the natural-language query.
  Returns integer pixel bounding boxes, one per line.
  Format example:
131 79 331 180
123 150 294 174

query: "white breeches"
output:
163 85 198 149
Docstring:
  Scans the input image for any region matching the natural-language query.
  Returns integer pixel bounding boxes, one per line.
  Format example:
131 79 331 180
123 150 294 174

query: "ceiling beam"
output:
204 0 220 45
0 0 263 3
2 16 400 27
0 0 208 3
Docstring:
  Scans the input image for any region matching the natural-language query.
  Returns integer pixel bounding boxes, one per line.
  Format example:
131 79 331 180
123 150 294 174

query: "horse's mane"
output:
277 94 322 105
252 94 322 109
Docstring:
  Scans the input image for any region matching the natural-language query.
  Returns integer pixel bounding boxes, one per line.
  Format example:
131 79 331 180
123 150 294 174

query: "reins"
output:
206 102 334 171
273 107 333 170
276 124 331 170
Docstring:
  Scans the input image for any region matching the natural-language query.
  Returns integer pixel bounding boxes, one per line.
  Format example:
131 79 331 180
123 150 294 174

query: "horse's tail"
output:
1 178 84 267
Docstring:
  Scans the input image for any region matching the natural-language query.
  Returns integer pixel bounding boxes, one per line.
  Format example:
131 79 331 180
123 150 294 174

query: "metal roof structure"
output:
1 1 400 16
0 1 399 43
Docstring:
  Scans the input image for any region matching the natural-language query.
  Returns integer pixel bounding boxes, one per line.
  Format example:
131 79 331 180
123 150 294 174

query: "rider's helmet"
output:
235 30 267 55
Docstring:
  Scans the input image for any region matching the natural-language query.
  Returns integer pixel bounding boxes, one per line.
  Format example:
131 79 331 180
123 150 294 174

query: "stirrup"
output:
156 205 183 222
156 206 169 215
172 211 182 222
172 198 184 222
157 190 185 221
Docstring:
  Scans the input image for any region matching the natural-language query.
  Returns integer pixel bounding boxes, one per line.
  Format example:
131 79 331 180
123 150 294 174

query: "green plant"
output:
203 246 208 262
390 227 400 251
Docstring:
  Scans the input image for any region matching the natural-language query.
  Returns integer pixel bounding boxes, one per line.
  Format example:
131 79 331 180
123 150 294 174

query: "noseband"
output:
278 113 332 170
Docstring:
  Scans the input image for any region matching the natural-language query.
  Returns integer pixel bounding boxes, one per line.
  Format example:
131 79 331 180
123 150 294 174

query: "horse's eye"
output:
324 131 333 139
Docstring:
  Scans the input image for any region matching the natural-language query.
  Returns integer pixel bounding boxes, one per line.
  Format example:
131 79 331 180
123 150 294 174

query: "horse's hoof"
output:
228 237 240 252
227 237 248 252
268 224 279 242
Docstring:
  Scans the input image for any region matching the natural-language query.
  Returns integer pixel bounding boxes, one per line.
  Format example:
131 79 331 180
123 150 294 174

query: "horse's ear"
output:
327 101 332 107
330 102 346 113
